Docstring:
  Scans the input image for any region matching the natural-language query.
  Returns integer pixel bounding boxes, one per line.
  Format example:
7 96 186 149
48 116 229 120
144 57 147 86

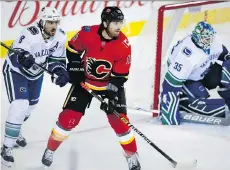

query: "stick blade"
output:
174 159 197 169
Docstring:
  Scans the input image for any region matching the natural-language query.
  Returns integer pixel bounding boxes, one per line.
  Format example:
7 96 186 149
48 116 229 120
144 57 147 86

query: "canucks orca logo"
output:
86 58 112 79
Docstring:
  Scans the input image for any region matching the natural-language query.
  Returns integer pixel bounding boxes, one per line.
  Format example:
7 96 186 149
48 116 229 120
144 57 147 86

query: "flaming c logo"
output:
86 57 112 79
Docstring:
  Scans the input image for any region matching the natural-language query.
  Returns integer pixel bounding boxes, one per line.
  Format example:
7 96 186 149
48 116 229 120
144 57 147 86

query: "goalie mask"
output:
38 7 61 38
192 21 216 50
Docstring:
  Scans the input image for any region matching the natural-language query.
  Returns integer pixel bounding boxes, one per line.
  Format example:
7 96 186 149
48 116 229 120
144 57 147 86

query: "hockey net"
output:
126 1 230 116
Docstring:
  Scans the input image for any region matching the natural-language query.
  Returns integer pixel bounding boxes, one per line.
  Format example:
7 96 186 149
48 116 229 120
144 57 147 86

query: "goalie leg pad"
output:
107 114 137 154
180 98 226 118
160 92 180 125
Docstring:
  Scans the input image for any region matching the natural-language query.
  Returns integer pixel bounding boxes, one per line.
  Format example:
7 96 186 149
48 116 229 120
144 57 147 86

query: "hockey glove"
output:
67 62 85 84
224 53 230 61
100 83 119 114
17 51 35 69
221 60 230 88
51 67 70 87
66 48 85 84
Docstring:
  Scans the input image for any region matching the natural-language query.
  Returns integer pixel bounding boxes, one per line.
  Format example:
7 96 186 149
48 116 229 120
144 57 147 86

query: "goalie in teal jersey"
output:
160 21 230 125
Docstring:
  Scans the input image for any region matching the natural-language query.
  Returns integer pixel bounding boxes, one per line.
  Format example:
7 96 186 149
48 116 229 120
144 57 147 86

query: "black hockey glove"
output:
224 53 230 61
67 62 85 84
100 83 119 114
66 48 85 84
51 67 70 87
17 51 35 69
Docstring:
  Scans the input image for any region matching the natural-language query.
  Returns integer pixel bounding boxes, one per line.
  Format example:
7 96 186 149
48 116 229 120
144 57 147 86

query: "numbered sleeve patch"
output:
182 47 192 57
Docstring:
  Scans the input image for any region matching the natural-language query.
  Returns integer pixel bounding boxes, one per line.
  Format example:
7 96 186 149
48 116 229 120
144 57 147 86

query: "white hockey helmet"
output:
39 7 60 27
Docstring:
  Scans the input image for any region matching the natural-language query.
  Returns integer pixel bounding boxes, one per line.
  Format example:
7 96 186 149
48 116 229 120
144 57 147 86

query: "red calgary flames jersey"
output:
68 25 131 90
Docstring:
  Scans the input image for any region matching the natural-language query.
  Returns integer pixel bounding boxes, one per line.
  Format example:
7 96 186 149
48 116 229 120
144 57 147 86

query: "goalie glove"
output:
224 52 230 61
221 59 230 88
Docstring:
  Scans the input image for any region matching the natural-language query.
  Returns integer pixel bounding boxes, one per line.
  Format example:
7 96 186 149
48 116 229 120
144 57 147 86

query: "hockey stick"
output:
80 82 197 169
131 107 230 126
0 41 60 83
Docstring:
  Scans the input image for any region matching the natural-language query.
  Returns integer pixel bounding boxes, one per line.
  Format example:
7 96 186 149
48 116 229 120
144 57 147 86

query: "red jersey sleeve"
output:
111 38 131 80
67 29 84 53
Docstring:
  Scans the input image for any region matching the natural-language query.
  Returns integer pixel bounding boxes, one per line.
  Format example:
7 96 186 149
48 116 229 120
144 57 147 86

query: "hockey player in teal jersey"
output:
160 21 230 125
1 7 69 167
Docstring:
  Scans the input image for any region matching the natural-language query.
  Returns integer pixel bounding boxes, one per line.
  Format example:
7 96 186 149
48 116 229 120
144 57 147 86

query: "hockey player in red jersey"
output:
41 6 141 170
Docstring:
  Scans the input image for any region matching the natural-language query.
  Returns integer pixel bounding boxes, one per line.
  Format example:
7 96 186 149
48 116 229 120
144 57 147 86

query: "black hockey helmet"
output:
101 6 124 23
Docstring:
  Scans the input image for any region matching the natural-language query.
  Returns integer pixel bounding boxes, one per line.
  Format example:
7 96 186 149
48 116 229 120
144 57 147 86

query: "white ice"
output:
1 33 230 170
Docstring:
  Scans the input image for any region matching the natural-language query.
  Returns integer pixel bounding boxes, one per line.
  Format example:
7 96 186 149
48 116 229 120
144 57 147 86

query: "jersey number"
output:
174 62 183 72
19 35 25 43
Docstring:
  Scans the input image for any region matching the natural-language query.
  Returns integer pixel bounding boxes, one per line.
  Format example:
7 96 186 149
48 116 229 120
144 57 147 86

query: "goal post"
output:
126 1 230 116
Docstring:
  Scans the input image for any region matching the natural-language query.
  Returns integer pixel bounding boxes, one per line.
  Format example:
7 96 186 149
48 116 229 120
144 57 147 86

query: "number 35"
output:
173 62 183 72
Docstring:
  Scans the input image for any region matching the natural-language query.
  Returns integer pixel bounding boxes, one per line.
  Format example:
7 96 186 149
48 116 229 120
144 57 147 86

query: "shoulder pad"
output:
82 26 91 32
